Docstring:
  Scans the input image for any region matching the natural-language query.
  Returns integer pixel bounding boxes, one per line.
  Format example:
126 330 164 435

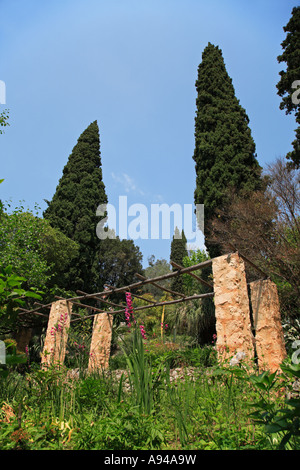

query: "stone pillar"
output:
250 279 287 373
41 300 72 368
212 252 254 363
88 312 113 372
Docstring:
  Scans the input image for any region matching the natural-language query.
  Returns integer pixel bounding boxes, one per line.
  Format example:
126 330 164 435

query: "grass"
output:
0 329 299 450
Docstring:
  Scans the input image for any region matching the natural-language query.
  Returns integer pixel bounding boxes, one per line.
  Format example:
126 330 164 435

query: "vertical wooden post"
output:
14 327 33 353
41 300 72 368
212 252 255 363
88 312 113 372
250 279 287 372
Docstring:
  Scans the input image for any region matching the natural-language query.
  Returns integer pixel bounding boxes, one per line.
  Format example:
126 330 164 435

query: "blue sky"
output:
0 0 298 267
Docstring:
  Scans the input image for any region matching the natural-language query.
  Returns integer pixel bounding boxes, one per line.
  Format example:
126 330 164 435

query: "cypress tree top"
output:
170 227 188 293
193 43 262 257
44 120 108 291
277 7 300 168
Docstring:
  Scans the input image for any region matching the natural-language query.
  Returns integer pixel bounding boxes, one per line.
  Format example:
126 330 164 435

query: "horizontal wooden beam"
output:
170 260 213 290
76 289 125 310
54 296 106 316
135 273 186 298
66 258 213 303
103 285 157 305
70 290 215 323
18 308 48 318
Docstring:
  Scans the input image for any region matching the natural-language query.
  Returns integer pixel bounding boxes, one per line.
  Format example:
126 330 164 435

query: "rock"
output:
250 279 287 373
88 313 113 372
212 253 254 363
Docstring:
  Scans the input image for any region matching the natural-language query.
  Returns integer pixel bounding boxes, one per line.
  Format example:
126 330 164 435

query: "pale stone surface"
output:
41 300 72 368
88 312 113 371
250 279 287 373
212 253 255 363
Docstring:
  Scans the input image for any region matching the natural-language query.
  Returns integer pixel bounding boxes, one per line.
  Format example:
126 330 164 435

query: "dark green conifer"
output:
193 43 262 258
170 227 188 293
44 120 107 292
277 6 300 168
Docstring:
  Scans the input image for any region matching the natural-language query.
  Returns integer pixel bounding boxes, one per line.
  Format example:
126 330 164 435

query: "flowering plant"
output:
125 292 135 328
125 292 146 340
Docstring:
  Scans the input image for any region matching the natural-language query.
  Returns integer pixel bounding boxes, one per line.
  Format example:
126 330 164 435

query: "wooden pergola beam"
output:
66 258 213 303
76 290 125 310
103 285 156 305
18 308 48 318
135 273 186 298
170 260 213 290
17 301 54 317
70 290 215 323
54 296 106 316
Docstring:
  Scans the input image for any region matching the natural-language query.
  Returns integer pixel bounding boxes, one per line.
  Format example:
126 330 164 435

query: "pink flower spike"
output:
139 324 147 340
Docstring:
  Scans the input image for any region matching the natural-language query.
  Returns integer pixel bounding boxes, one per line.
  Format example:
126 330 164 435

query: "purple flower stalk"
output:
125 292 135 328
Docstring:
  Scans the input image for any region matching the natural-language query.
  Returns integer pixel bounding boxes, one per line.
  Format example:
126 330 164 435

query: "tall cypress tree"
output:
170 227 188 293
277 6 300 169
44 120 107 292
193 43 262 258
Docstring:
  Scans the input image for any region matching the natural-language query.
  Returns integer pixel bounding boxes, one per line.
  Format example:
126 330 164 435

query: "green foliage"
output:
75 375 112 413
242 363 300 450
0 208 50 289
74 403 166 450
193 43 262 257
43 120 108 292
39 221 79 288
0 109 9 134
2 347 299 450
0 205 79 291
182 249 211 295
132 293 162 334
121 327 166 415
0 265 42 334
168 345 217 369
0 178 4 215
144 257 172 300
97 236 143 292
64 317 93 372
0 338 27 379
277 6 300 168
170 249 216 345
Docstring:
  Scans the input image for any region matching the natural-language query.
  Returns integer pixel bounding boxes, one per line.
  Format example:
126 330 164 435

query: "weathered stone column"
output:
212 252 254 363
250 279 287 373
88 312 113 372
41 300 72 368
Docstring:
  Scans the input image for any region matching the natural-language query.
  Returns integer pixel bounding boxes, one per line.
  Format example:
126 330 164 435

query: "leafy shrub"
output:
73 403 166 450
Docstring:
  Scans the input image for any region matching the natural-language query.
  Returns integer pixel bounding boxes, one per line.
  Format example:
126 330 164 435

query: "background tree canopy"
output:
0 205 79 291
97 236 144 293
